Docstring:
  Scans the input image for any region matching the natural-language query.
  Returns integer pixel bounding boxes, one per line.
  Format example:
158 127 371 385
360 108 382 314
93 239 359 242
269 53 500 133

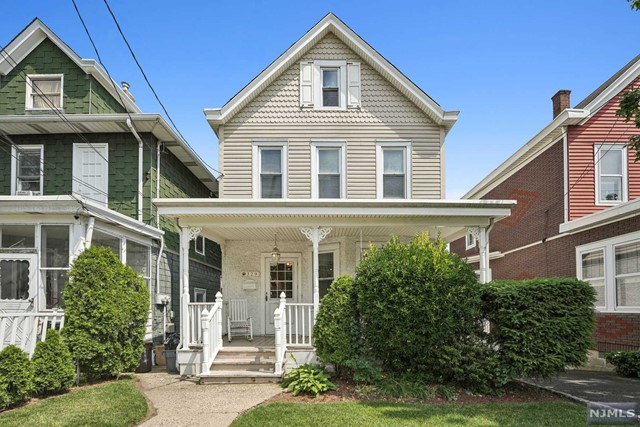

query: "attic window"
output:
300 61 360 110
322 68 340 107
25 74 63 110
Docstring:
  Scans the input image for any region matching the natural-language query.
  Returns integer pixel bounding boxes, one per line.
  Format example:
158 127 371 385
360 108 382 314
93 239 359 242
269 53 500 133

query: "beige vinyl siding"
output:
221 33 443 199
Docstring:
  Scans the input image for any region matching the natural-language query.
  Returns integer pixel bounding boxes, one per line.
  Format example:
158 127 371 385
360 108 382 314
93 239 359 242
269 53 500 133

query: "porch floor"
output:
224 335 274 349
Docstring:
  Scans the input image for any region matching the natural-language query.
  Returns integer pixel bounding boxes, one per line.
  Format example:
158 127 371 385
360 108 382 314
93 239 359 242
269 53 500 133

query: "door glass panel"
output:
1 225 35 248
269 262 293 299
0 260 30 300
41 226 69 268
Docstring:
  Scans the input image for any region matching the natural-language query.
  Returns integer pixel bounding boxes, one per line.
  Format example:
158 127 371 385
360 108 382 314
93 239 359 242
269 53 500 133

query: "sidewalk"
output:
136 370 281 427
524 370 640 404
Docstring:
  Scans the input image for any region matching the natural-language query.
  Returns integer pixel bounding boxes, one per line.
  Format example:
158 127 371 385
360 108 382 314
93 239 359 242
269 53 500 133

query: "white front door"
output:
264 257 298 334
0 253 38 313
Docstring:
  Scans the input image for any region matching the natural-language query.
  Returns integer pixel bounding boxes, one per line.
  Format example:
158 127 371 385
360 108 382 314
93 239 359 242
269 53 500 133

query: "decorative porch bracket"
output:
180 226 202 347
300 226 332 317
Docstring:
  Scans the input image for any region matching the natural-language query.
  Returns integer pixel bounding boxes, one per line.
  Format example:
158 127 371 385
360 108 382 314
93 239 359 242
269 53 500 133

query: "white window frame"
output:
194 287 207 302
313 60 347 110
11 145 44 195
195 235 205 255
39 224 71 311
25 74 64 110
72 143 109 205
252 142 288 199
311 141 346 199
318 242 340 298
576 230 640 313
594 144 627 206
466 231 477 250
375 141 412 199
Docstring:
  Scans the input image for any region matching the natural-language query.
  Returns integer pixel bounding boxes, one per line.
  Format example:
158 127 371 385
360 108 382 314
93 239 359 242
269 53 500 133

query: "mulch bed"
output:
269 378 563 405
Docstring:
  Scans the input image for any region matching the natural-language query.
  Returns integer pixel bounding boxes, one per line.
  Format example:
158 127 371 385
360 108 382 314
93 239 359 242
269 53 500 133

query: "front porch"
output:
156 198 515 380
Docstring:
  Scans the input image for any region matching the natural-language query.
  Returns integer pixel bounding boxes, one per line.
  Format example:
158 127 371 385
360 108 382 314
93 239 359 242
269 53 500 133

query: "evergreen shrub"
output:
31 329 75 395
605 351 640 378
0 345 33 409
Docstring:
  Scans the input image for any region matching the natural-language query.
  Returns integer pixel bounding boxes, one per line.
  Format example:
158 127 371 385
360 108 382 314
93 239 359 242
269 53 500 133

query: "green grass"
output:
232 401 591 427
0 381 148 427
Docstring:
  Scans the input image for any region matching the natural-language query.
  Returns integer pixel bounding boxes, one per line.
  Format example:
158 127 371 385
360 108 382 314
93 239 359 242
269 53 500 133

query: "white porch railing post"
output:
299 227 331 319
274 292 287 375
215 291 223 350
200 308 210 375
179 226 201 348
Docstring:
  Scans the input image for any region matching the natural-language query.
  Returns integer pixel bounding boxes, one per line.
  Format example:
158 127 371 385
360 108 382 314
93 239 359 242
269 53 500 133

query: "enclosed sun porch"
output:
155 198 514 379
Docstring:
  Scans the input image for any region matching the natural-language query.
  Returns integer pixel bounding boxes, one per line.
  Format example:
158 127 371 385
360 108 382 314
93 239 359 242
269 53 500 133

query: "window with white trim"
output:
595 144 627 205
312 142 346 199
466 231 477 250
26 74 63 110
11 145 43 195
300 61 360 110
577 231 640 312
318 243 340 299
195 235 205 255
376 142 411 199
41 225 70 309
252 143 287 199
194 288 207 303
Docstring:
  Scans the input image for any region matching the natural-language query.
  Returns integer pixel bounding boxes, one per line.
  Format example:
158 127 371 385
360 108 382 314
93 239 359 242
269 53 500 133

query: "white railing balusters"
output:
200 292 223 375
281 303 314 347
0 313 65 358
187 302 216 347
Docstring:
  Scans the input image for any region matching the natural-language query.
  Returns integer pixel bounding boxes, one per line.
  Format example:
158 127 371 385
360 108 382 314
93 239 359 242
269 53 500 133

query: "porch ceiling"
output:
154 198 516 244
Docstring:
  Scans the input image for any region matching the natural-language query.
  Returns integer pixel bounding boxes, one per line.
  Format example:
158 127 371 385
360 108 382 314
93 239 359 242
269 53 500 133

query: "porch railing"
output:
274 292 287 375
0 311 65 357
200 292 223 375
187 302 216 347
285 303 315 347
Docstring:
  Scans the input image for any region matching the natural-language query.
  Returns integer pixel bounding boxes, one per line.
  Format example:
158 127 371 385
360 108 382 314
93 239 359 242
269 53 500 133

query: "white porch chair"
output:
227 299 253 342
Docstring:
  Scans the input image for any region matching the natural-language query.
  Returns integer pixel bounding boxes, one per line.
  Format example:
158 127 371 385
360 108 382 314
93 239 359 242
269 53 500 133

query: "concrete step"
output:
211 361 275 372
199 370 282 384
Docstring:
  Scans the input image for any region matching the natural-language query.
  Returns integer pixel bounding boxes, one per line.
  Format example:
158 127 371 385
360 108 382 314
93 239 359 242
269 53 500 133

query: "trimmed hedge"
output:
605 351 640 378
32 330 75 395
0 345 33 409
63 246 149 379
482 278 596 378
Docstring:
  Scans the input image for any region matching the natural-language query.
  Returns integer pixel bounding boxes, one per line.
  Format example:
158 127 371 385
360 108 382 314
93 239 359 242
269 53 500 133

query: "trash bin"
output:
164 350 178 373
155 345 166 366
136 342 153 373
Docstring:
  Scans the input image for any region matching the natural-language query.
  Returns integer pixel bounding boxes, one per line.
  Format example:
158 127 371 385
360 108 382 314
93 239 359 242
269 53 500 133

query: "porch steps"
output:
199 346 282 384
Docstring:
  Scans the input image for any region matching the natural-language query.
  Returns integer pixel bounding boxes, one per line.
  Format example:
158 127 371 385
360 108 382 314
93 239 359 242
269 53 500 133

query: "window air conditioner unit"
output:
16 190 41 196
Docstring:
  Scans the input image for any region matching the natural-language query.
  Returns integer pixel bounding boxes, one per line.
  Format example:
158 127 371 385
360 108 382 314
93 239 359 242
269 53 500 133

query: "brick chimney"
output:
551 90 571 118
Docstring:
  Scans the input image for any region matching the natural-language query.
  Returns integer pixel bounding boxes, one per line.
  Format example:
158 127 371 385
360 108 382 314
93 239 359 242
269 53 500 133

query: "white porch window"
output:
11 145 43 195
126 239 151 286
25 74 63 110
318 243 339 299
577 230 640 312
194 288 207 302
595 144 627 205
376 142 411 199
0 224 36 249
73 143 109 205
252 143 287 199
311 142 346 199
41 225 70 310
195 235 205 255
92 229 121 257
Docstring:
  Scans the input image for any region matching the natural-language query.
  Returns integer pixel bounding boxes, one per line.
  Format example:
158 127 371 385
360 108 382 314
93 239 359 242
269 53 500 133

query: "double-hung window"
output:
253 143 287 199
312 142 346 199
321 68 340 107
577 231 640 312
595 144 627 205
25 74 63 110
41 225 70 309
11 145 43 195
376 142 411 199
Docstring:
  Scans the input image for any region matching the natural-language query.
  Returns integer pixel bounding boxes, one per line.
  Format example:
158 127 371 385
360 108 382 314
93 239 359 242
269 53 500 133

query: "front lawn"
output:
0 381 148 427
232 401 588 427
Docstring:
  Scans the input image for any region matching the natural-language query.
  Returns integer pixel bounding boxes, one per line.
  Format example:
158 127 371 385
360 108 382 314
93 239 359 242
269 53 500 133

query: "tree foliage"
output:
629 0 640 11
63 246 149 379
617 89 640 161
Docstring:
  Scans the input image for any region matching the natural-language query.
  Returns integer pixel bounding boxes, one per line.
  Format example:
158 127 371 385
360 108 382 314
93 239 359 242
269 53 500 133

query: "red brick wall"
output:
595 313 640 352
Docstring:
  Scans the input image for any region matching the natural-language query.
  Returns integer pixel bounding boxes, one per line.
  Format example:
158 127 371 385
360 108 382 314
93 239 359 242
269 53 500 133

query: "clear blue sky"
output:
2 1 639 198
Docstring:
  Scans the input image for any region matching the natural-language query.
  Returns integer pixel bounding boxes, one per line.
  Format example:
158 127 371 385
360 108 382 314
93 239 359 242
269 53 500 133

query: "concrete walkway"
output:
524 370 640 404
136 371 282 427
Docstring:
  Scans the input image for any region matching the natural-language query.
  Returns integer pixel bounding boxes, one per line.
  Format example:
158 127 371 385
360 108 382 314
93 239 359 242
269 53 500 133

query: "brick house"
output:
451 54 640 354
0 19 221 352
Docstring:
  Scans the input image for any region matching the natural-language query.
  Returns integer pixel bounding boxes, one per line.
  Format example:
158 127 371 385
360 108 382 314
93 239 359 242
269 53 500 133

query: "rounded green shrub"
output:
605 351 640 378
355 233 484 376
0 345 34 409
314 275 360 370
63 246 149 379
32 329 75 395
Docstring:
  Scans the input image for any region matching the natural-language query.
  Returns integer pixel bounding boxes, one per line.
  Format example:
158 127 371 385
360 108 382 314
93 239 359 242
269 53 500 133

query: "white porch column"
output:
179 226 201 347
300 226 332 317
478 227 489 284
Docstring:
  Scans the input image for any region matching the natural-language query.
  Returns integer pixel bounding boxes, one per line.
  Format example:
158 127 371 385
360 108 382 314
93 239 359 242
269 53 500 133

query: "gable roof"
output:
204 13 458 133
464 53 640 200
0 18 140 113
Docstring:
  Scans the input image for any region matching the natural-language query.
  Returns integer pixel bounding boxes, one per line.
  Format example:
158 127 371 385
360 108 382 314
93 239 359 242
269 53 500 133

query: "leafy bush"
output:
63 246 149 379
605 351 640 378
281 364 336 397
0 345 33 409
31 330 75 395
482 278 596 378
355 234 484 376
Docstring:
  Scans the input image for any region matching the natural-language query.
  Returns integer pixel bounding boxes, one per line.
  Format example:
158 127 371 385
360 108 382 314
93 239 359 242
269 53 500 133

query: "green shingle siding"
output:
0 38 124 115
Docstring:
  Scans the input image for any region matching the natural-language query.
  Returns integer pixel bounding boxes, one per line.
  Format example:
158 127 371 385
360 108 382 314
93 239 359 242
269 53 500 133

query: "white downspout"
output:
126 118 144 222
156 141 161 229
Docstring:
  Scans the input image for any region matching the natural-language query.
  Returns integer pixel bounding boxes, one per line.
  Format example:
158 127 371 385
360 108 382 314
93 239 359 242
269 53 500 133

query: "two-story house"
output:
451 54 640 356
0 19 222 352
155 13 515 380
